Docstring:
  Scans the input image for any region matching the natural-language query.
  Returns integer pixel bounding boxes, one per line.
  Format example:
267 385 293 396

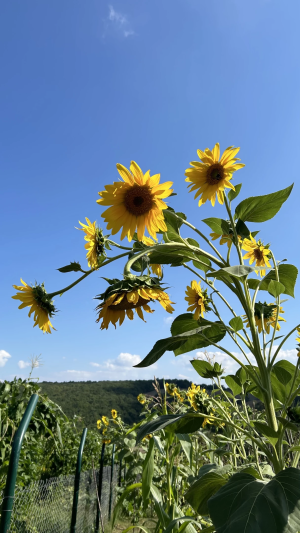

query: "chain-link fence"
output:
0 465 119 533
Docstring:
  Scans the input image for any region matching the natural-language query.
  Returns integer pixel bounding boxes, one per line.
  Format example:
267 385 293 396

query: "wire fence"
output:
0 465 119 533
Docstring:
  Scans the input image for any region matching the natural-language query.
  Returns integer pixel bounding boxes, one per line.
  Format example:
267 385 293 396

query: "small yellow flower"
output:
185 281 210 320
103 439 111 444
77 218 106 269
111 409 117 419
142 236 162 277
242 235 271 277
137 394 146 405
102 416 109 426
185 143 245 207
97 161 173 242
97 419 102 429
12 280 56 334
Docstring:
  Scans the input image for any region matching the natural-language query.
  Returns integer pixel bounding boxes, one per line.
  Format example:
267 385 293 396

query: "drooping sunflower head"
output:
111 409 118 419
77 218 107 269
97 419 102 429
185 143 245 207
12 279 57 334
165 382 177 396
242 235 271 277
97 161 173 242
185 280 210 320
243 302 286 334
95 276 174 330
102 415 109 426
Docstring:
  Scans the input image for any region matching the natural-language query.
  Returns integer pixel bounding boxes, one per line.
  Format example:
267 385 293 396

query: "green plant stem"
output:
269 325 300 367
267 251 281 364
107 240 132 251
224 194 244 266
176 215 227 265
48 252 130 299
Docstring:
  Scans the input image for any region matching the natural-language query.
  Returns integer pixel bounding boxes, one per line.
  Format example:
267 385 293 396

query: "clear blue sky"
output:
1 0 300 383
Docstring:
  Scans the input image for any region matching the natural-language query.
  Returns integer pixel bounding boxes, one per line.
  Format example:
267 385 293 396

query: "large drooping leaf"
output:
208 468 300 533
136 413 206 443
142 437 154 503
248 264 298 298
235 184 294 223
202 218 230 235
149 249 195 266
134 324 211 368
191 360 223 379
253 421 278 446
224 375 242 396
207 265 264 280
185 471 228 515
270 360 300 408
170 314 226 356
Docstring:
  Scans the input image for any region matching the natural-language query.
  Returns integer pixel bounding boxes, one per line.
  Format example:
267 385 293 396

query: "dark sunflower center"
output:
109 296 150 311
207 163 224 184
254 248 264 261
124 185 154 216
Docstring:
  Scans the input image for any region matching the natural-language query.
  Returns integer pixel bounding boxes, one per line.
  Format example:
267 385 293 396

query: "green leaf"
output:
136 414 206 443
235 219 250 239
268 280 286 298
177 434 192 466
57 261 82 273
229 316 243 332
207 265 263 280
149 249 195 266
224 375 242 396
235 184 294 223
112 483 142 528
142 437 155 502
191 360 223 379
134 324 211 368
163 517 203 533
277 417 299 432
247 278 260 290
208 468 300 533
228 183 242 202
192 254 211 274
202 218 230 235
172 316 226 356
185 472 227 515
259 264 298 298
253 421 278 445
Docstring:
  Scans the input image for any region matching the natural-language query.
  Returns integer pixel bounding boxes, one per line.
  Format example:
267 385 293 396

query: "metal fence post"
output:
0 393 39 533
70 428 88 533
95 442 106 533
108 444 115 522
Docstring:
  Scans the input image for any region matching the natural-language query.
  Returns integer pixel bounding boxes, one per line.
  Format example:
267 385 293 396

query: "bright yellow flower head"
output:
185 281 210 320
185 143 245 207
96 286 174 330
243 302 286 334
97 419 102 429
142 236 162 278
77 218 106 269
242 235 271 277
103 439 111 444
97 161 173 242
111 409 117 419
12 279 56 334
102 416 109 426
296 328 300 343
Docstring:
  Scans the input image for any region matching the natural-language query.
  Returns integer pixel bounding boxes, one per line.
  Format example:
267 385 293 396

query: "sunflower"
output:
296 328 300 343
97 420 102 429
111 409 117 419
103 439 111 444
77 218 106 269
242 302 286 334
242 235 271 277
12 279 56 334
102 416 109 426
97 161 173 242
185 281 210 320
142 236 162 277
185 143 245 207
187 384 214 427
137 394 146 405
165 383 177 396
95 278 174 330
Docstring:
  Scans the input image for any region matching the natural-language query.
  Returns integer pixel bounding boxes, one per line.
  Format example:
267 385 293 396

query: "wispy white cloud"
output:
164 316 173 325
104 5 135 38
18 360 30 369
0 350 11 367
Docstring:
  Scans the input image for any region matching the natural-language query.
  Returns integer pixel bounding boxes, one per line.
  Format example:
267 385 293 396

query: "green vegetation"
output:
39 379 205 428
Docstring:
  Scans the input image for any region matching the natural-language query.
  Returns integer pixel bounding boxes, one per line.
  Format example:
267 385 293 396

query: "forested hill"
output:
40 379 212 428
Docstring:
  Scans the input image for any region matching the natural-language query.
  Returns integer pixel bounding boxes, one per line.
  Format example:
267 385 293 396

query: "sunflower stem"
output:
224 193 244 266
177 216 227 265
49 252 130 298
267 251 281 365
269 324 300 367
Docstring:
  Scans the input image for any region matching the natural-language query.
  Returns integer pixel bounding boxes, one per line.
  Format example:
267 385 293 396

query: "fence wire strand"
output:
0 466 119 533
